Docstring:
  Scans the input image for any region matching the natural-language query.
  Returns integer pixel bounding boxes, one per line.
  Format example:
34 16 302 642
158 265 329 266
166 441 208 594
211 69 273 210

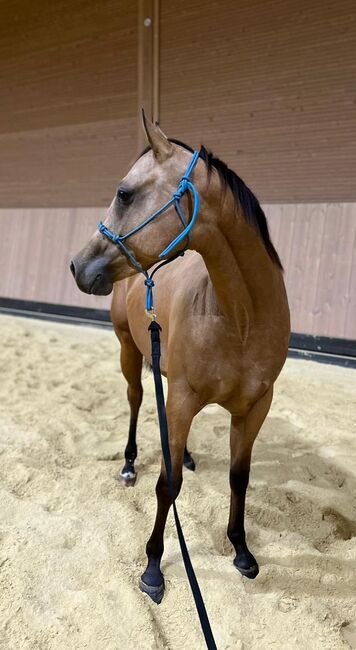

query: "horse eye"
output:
117 188 133 205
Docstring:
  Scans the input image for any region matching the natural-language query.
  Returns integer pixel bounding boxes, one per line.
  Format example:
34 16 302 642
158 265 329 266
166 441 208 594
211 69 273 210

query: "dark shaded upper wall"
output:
0 0 138 207
0 0 355 206
160 0 356 202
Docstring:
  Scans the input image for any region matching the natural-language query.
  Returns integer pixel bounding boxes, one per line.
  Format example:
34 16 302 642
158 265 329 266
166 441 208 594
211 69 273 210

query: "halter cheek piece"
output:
97 151 200 315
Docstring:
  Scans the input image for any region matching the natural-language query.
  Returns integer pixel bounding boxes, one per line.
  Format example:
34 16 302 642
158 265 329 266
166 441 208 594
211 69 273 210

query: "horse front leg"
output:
227 387 273 578
140 387 200 603
116 330 143 486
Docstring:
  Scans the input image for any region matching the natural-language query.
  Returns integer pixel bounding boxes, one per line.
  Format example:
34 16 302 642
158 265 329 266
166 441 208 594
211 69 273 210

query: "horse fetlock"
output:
125 450 137 464
227 527 246 547
124 439 137 461
118 461 137 487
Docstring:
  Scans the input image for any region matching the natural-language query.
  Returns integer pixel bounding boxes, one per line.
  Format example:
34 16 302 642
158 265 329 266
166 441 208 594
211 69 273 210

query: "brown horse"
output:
71 114 290 603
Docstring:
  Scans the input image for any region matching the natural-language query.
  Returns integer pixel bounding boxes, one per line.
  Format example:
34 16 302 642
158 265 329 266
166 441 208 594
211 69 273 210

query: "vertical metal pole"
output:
152 0 160 124
137 0 160 152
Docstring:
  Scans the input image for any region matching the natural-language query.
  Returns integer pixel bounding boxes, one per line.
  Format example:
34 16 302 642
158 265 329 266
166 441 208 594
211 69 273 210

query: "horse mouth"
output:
89 273 113 296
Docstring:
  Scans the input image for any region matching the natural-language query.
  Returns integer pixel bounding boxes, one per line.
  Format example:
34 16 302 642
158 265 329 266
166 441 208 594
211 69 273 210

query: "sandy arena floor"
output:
0 314 355 650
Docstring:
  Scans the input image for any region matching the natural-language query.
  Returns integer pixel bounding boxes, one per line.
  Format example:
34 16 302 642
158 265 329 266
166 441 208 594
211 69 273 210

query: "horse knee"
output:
156 471 183 502
127 384 143 409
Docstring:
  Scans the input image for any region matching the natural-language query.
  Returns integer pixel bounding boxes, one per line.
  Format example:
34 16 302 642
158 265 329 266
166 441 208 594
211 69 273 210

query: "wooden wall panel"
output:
0 208 110 309
0 204 355 340
0 1 355 340
159 0 356 202
267 203 356 338
0 119 137 207
0 0 138 207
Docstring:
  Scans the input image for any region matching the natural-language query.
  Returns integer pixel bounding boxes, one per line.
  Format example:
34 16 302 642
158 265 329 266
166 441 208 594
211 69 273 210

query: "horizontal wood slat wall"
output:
2 0 355 206
0 0 138 207
266 204 356 339
0 204 355 339
160 0 356 202
0 208 110 310
0 1 355 341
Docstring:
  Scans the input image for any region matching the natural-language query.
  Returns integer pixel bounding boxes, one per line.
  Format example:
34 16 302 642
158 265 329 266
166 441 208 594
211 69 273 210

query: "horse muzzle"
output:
70 255 113 295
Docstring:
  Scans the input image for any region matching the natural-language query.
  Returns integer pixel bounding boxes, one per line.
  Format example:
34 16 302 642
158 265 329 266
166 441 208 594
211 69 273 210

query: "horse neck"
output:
192 181 280 339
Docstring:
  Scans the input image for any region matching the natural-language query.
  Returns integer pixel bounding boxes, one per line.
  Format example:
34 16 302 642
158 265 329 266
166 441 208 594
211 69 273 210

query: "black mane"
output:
142 138 283 270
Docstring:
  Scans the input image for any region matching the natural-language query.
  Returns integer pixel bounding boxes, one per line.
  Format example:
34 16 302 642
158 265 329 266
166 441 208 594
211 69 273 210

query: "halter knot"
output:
144 277 155 311
173 176 189 200
144 277 155 289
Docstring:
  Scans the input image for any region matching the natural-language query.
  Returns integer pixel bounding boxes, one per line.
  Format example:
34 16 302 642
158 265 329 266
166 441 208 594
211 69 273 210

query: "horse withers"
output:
70 113 290 602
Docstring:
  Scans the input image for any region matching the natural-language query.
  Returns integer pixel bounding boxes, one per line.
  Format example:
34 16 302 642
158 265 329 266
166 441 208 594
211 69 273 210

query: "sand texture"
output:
0 315 355 650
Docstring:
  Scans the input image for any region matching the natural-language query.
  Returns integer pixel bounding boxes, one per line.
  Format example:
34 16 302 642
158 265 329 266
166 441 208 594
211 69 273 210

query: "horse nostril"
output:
70 260 76 278
93 273 102 287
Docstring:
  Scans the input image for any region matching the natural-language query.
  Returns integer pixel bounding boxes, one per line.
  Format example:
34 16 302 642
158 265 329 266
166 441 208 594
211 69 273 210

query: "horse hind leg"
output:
227 386 273 578
117 330 143 486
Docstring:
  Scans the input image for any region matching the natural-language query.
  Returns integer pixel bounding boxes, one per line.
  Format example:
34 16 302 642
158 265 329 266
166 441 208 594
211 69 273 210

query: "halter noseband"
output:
97 151 200 315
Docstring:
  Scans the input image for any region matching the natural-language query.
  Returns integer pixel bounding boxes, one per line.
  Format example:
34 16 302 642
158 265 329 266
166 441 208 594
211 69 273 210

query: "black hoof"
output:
183 451 196 472
233 553 259 579
139 578 165 604
117 469 137 487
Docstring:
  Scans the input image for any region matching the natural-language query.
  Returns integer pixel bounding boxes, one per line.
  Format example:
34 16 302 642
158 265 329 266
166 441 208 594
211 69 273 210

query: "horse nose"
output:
70 254 113 296
70 260 76 278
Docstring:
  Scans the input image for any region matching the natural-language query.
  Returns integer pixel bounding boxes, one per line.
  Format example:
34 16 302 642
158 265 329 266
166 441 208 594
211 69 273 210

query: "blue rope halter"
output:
98 151 200 314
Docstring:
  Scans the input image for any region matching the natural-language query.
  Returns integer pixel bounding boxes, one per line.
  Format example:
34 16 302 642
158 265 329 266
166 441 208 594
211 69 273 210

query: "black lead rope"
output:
148 321 217 650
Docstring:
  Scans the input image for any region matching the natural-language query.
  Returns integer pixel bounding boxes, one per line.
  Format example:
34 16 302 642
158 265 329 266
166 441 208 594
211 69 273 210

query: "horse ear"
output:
141 109 173 162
